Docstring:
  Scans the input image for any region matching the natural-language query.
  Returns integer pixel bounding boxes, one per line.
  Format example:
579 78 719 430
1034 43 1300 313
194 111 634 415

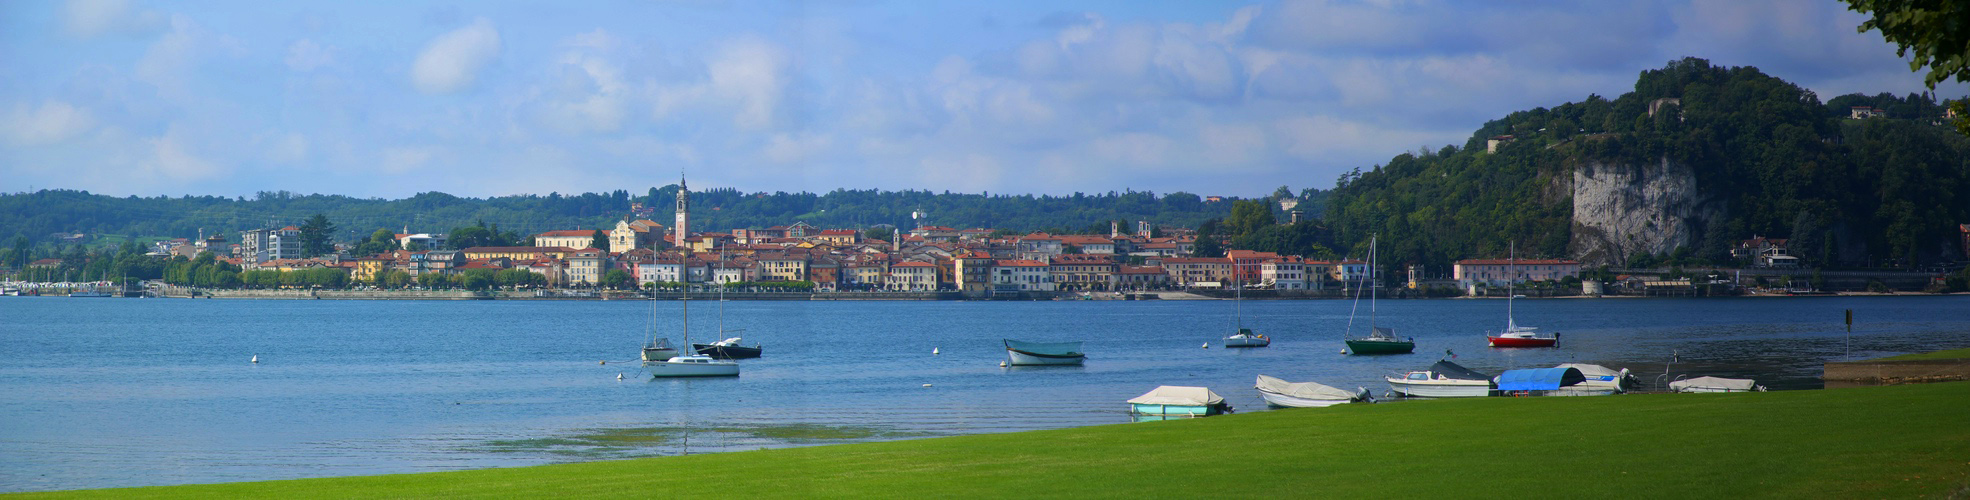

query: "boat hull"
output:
1223 335 1270 348
1129 402 1226 417
643 359 740 377
1487 336 1557 348
641 347 679 361
1006 349 1085 365
1385 378 1491 398
692 344 762 359
1346 339 1415 354
1257 390 1358 408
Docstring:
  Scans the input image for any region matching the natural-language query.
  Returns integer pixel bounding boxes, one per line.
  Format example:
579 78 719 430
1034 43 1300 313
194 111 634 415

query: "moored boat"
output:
1485 244 1558 348
1387 360 1493 397
641 338 679 362
644 285 739 378
1223 328 1270 348
1344 236 1415 355
1127 385 1230 417
692 337 762 359
1004 339 1085 366
1669 376 1764 393
1255 375 1371 408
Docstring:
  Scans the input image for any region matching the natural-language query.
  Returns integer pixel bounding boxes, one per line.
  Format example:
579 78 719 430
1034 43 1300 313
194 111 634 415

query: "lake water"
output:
3 295 1966 492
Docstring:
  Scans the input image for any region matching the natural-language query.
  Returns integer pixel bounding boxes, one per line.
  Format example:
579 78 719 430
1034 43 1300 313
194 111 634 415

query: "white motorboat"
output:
1386 360 1494 397
1255 375 1371 408
1554 363 1635 395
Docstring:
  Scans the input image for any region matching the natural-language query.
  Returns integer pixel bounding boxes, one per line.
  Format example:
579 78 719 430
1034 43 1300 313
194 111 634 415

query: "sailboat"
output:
644 283 739 378
1486 243 1558 348
1344 236 1415 354
693 251 762 359
1222 262 1269 348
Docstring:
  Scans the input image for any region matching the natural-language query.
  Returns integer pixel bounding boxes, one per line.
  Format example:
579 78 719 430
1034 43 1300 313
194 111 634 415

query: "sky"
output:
1 0 1962 200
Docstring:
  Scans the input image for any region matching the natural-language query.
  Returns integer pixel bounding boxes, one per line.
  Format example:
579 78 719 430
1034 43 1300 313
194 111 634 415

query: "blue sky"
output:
1 0 1961 200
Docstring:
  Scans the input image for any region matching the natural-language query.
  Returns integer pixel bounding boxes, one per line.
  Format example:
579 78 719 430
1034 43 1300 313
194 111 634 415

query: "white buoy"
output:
922 383 932 388
932 347 940 355
1202 343 1210 349
617 373 625 380
1340 349 1348 355
999 361 1008 367
251 355 258 364
600 360 607 365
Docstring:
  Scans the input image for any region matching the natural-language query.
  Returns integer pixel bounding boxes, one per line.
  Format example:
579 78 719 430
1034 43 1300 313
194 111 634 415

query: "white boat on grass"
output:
1670 376 1764 393
1555 363 1636 395
1387 360 1494 398
1128 386 1230 418
1255 375 1371 408
1004 339 1085 366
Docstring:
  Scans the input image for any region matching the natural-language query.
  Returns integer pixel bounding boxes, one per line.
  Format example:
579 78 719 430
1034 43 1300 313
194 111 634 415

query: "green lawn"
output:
17 382 1970 499
1874 348 1970 361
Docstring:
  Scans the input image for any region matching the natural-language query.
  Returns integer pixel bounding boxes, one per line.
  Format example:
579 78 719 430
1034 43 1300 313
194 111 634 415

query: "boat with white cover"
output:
1387 360 1494 397
1127 385 1230 417
1255 375 1371 408
1670 376 1764 393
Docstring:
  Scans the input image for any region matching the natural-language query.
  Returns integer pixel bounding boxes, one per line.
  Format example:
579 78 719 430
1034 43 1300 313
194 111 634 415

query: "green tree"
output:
1224 200 1277 239
1193 219 1225 258
298 214 336 257
1845 0 1970 135
865 227 894 242
590 229 609 250
601 269 634 289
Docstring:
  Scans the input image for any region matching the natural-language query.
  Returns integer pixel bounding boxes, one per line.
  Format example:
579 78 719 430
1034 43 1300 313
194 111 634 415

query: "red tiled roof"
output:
536 229 598 237
995 259 1048 267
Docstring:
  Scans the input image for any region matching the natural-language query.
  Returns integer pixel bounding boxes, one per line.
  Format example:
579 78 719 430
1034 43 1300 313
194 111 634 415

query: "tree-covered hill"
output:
1321 58 1970 271
0 186 1316 253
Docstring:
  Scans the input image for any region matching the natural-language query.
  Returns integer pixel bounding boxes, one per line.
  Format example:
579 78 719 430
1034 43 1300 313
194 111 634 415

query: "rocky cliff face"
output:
1568 157 1722 266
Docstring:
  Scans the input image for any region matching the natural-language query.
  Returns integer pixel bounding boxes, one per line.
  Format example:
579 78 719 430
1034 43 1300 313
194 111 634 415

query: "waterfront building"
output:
1453 258 1583 289
993 259 1053 292
535 230 602 250
609 218 666 253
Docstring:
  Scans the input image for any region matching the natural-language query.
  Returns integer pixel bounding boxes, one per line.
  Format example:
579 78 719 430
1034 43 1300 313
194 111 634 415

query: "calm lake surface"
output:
3 295 1967 491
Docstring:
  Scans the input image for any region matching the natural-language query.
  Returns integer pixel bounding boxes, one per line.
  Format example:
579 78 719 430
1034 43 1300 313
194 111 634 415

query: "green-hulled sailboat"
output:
1344 236 1415 355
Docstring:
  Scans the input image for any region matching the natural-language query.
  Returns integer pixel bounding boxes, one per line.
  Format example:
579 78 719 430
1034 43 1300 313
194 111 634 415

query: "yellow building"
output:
462 246 579 261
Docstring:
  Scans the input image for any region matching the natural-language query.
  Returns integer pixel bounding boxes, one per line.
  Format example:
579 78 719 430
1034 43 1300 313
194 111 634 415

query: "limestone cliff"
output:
1568 157 1722 266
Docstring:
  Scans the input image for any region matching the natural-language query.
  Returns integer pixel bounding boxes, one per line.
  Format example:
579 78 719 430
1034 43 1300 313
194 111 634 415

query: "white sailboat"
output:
644 283 739 378
1222 263 1269 348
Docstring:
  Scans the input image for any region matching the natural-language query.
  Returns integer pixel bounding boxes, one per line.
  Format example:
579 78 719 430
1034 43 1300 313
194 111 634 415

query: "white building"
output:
1260 258 1308 290
886 261 937 291
638 260 685 284
993 259 1054 292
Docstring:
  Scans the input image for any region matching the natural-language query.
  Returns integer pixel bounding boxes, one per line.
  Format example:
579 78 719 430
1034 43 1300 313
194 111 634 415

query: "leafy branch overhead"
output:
1845 0 1970 136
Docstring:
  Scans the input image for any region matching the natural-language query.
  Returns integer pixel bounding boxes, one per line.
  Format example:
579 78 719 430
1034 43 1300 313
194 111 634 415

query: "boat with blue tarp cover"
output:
1496 367 1587 394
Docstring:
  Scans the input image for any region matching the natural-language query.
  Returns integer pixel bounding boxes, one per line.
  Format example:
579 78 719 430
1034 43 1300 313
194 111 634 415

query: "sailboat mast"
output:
1234 259 1243 330
1369 235 1377 328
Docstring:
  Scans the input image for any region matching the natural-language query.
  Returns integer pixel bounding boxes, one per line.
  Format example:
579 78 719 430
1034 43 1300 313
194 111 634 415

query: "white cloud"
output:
411 18 502 94
143 129 224 181
762 132 832 164
64 0 163 38
653 36 792 130
286 39 334 72
381 146 441 173
2 101 96 145
268 133 308 164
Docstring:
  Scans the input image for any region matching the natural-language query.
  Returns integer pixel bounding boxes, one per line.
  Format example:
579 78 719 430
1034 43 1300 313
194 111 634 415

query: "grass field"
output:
16 381 1970 499
1875 348 1970 361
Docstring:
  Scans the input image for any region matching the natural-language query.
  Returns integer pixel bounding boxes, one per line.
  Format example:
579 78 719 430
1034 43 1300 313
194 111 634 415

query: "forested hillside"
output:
0 186 1323 254
1320 58 1970 271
